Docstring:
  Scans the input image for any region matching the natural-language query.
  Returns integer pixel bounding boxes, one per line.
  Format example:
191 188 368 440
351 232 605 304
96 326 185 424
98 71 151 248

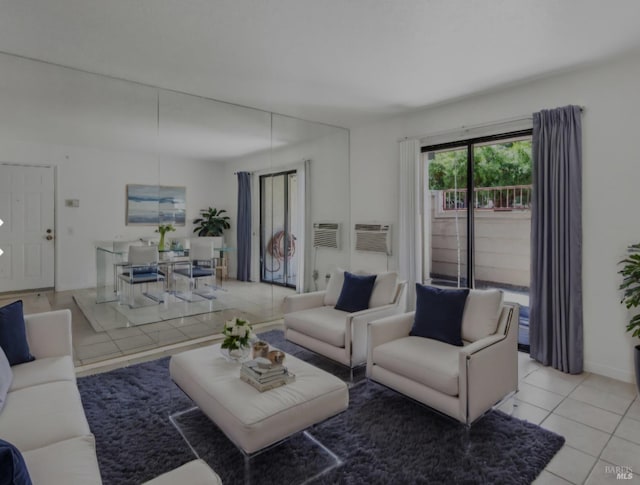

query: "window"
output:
422 130 533 348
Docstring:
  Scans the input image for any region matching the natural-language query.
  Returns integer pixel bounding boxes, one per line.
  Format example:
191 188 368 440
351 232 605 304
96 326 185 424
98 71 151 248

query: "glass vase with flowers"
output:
220 317 255 362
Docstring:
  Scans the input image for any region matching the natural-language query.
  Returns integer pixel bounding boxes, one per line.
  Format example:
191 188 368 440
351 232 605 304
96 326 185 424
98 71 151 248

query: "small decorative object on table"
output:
252 340 269 359
155 223 176 251
267 350 286 365
220 317 255 362
240 355 295 392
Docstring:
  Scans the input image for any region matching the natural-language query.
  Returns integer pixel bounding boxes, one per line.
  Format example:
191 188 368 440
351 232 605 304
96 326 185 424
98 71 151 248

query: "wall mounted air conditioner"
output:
313 222 340 249
354 223 392 255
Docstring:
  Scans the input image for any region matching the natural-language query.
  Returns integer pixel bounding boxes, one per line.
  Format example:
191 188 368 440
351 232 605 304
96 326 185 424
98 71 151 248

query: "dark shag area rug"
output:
78 330 564 485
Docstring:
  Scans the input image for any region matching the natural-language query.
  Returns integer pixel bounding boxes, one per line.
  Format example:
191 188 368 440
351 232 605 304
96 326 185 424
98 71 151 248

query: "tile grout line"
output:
570 392 637 483
531 371 612 484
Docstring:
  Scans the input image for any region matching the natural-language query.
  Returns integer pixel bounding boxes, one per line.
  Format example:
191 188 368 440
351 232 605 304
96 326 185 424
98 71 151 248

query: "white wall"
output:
0 53 225 291
350 49 640 383
0 142 223 291
0 52 345 294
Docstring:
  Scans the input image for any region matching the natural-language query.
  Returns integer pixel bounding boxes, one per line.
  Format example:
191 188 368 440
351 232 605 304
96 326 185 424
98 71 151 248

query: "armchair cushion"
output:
0 346 12 412
369 271 398 308
324 269 399 309
10 356 76 392
0 300 35 366
372 336 460 396
335 272 377 313
461 289 503 342
323 268 346 306
284 306 347 347
410 285 469 346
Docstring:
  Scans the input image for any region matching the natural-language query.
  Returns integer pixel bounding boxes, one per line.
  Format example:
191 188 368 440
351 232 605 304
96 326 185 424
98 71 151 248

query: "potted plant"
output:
193 207 231 237
618 242 640 392
155 224 176 251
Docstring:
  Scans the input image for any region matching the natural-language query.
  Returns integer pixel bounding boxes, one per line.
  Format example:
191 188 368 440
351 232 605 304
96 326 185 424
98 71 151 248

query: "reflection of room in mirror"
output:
0 50 350 338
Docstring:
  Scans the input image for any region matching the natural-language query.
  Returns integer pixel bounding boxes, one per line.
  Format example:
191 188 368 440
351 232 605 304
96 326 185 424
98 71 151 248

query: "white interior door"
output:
0 164 55 292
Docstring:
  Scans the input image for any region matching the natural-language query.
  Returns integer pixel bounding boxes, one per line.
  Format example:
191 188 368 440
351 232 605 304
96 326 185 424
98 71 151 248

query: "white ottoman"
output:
169 343 349 455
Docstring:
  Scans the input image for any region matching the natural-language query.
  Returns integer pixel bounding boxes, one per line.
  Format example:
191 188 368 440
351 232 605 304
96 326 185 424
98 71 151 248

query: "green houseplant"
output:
618 242 640 392
193 207 230 237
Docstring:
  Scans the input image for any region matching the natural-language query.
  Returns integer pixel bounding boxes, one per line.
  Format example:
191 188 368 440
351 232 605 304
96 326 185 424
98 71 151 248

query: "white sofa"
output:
367 291 519 425
284 270 407 372
0 309 221 484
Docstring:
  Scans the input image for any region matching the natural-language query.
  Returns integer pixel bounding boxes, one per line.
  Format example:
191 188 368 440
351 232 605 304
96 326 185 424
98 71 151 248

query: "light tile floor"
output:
502 353 640 484
0 280 294 366
3 288 639 484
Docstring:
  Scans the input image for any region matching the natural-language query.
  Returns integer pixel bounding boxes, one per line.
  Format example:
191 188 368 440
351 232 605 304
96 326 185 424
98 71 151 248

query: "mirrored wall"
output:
157 90 351 323
0 51 350 344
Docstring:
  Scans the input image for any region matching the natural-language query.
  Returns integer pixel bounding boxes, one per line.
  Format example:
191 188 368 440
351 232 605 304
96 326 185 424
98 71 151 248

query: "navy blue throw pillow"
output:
0 300 34 366
410 284 469 346
0 439 33 485
335 272 377 313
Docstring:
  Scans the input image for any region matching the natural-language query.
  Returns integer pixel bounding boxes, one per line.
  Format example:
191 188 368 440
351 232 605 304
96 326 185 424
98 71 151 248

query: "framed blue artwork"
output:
126 184 186 225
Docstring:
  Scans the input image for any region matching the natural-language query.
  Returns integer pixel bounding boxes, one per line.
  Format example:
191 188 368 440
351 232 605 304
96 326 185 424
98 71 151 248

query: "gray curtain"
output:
530 105 583 374
236 172 251 281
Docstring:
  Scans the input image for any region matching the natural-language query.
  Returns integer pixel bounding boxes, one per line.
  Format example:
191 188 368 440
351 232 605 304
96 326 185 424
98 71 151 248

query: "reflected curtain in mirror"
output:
237 172 252 281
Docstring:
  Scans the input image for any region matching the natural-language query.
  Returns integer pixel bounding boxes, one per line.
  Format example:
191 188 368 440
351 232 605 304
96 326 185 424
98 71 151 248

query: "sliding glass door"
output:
424 131 532 349
426 147 469 287
260 171 297 288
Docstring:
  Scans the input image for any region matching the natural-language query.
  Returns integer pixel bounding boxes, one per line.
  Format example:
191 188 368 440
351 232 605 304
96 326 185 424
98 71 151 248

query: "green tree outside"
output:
428 141 532 190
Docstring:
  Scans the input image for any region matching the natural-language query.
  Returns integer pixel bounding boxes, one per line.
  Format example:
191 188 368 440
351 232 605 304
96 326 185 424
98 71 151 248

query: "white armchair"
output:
283 270 407 374
367 292 519 426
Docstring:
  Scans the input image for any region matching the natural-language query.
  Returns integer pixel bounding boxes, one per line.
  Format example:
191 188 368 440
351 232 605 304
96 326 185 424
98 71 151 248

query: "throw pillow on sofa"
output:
335 272 377 313
324 269 398 309
410 284 469 346
0 300 35 366
0 439 33 485
461 289 504 342
369 271 398 308
0 346 13 412
323 268 346 306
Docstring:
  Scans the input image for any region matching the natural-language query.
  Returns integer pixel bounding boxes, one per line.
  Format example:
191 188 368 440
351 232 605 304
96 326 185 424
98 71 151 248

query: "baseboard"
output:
584 360 635 384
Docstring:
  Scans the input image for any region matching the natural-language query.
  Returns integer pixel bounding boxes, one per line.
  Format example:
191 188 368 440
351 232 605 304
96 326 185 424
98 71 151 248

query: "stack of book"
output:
240 359 295 392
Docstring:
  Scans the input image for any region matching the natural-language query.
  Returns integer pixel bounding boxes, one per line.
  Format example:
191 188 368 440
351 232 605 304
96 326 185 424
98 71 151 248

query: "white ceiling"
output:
1 0 640 128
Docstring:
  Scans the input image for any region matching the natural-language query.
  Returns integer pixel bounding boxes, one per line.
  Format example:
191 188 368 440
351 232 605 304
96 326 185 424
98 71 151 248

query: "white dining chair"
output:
118 245 165 307
173 238 217 301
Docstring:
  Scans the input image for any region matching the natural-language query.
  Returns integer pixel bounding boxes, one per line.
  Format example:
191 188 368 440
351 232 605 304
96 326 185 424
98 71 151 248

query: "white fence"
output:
430 191 531 288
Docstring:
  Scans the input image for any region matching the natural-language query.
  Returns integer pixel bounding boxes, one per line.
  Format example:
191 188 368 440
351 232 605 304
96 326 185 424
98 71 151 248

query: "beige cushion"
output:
324 268 397 309
9 355 76 392
0 346 12 412
284 306 347 347
170 343 349 454
143 459 222 485
0 381 91 451
23 435 102 485
372 336 460 396
369 272 398 308
461 289 503 342
323 268 345 306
